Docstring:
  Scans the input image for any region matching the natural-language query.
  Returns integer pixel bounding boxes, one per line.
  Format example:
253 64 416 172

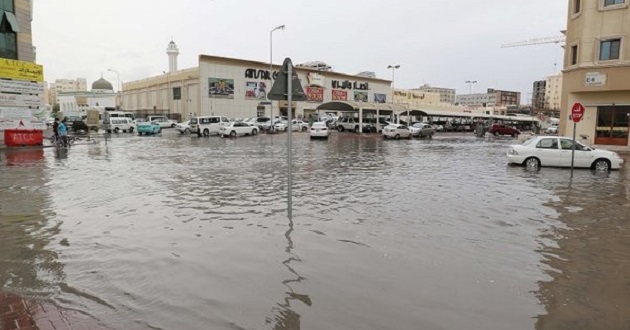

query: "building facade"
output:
122 55 392 120
532 80 546 113
49 78 88 105
414 84 456 104
393 89 442 107
544 73 562 116
561 0 630 146
455 92 497 108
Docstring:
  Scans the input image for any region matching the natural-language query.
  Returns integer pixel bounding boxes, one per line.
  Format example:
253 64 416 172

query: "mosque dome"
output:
92 77 113 91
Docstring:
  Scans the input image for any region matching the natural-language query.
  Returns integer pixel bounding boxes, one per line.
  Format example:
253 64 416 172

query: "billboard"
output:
354 91 368 102
208 78 234 99
306 86 324 102
0 59 44 82
374 93 387 103
332 90 347 101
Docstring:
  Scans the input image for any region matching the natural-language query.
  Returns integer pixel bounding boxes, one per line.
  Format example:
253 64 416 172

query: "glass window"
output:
570 45 578 65
0 0 14 12
172 87 181 100
604 0 625 6
574 0 581 12
537 138 558 149
600 39 621 60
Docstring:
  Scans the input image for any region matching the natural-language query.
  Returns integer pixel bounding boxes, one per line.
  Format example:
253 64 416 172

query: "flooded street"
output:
1 130 629 330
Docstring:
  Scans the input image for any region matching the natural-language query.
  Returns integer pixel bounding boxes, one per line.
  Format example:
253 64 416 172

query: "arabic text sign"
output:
0 59 44 82
0 80 45 94
0 93 44 107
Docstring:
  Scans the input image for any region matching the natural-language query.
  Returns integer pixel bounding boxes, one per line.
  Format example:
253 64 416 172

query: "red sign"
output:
306 86 324 102
571 102 585 123
332 90 347 101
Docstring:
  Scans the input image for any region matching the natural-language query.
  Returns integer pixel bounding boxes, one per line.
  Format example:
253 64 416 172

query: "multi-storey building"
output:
49 78 88 105
544 73 562 116
414 84 456 104
1 0 35 61
561 0 630 146
532 80 546 113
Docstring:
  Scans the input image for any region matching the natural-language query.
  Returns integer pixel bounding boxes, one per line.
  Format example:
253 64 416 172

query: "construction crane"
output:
501 36 566 48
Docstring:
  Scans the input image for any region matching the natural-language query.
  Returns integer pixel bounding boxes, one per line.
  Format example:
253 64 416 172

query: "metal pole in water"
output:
287 64 293 220
571 121 576 178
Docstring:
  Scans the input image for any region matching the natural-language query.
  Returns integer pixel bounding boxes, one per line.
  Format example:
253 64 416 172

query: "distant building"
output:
49 78 88 105
456 88 520 108
58 77 117 115
296 61 332 71
532 80 546 113
544 74 562 116
414 84 456 104
561 0 630 146
356 71 377 78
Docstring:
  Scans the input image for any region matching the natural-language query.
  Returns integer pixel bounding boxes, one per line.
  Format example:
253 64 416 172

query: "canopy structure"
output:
316 101 410 113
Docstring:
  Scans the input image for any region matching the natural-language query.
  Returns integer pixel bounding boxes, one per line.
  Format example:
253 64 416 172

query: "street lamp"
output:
465 80 477 94
269 24 285 131
387 65 400 123
108 68 121 108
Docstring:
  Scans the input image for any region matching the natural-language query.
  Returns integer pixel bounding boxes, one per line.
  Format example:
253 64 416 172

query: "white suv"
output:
337 117 374 133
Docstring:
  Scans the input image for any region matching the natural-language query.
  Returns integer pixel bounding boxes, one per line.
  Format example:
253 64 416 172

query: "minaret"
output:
166 40 179 73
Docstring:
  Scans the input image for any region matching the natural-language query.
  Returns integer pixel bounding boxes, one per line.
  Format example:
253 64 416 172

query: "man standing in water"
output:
58 118 68 147
52 117 60 146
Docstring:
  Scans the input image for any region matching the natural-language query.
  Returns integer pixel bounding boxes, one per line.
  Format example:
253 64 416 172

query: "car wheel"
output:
107 129 112 134
407 134 412 139
114 127 120 133
354 126 359 133
524 157 540 169
395 134 400 140
252 129 258 136
429 132 434 139
230 131 236 137
129 127 134 133
138 132 143 136
339 126 345 132
302 126 307 132
185 128 191 134
592 159 610 171
512 132 519 138
203 129 210 137
493 131 499 136
171 123 176 128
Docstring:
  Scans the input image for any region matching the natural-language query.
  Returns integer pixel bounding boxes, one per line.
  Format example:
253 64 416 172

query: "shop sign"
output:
332 90 347 101
306 86 324 102
307 73 325 87
0 80 44 94
244 68 278 81
0 94 44 107
331 80 369 90
585 72 606 86
0 59 44 82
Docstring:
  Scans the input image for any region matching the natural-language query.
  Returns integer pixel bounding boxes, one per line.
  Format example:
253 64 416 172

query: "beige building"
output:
49 78 88 105
393 89 442 107
414 84 456 104
561 0 630 146
545 73 563 113
122 53 392 120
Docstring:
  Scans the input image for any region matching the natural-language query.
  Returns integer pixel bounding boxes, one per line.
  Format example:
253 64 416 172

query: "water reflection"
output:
535 156 630 329
266 216 311 329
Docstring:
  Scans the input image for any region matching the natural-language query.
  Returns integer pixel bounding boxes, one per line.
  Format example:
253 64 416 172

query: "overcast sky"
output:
32 0 567 101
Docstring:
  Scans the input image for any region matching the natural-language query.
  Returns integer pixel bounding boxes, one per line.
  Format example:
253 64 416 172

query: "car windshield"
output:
412 123 425 128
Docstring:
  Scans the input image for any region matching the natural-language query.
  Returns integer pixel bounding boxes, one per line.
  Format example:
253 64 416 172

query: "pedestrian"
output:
52 117 60 145
58 118 68 147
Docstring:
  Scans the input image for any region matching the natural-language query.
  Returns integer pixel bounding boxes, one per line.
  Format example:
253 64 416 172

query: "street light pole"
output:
387 64 400 123
269 24 285 132
465 80 477 95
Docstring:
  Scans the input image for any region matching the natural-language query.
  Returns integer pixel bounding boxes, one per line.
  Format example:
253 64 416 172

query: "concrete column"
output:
359 107 363 133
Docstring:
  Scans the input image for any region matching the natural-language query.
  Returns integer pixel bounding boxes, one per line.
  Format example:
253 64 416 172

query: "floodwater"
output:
0 130 629 330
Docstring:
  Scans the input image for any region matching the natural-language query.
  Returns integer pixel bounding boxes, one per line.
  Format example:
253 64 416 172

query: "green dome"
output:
92 78 113 91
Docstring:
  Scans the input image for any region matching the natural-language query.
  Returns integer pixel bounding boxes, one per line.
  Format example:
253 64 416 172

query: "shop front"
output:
595 105 630 145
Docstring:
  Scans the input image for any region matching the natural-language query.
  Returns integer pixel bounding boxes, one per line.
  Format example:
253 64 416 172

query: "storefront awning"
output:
316 101 409 112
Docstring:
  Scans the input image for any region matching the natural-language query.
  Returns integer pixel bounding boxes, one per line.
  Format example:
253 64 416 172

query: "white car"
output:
409 122 435 138
545 124 559 134
290 120 309 132
507 136 624 171
309 122 329 139
175 120 192 134
273 121 287 132
219 121 259 137
383 124 412 139
146 116 177 128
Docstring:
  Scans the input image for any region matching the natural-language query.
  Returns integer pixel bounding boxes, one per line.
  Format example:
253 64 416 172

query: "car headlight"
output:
612 152 621 159
508 148 519 155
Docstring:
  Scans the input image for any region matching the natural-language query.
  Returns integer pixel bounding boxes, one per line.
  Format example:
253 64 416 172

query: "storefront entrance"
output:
595 106 630 146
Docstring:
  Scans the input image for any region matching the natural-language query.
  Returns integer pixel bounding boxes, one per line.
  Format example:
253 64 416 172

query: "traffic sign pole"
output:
287 64 293 220
571 121 576 178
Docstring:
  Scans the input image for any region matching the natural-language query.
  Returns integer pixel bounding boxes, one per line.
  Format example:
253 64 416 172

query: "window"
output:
574 0 581 13
0 0 14 12
537 138 558 149
570 45 578 65
172 87 181 100
0 0 18 60
604 0 624 6
599 39 621 61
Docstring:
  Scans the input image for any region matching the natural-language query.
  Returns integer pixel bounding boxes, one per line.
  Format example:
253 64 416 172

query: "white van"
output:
105 117 135 133
190 116 230 136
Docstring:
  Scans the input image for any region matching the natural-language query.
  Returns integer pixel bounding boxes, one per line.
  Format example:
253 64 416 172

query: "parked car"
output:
175 120 192 134
105 117 135 133
290 119 309 132
309 122 330 139
137 121 162 135
545 124 559 134
507 136 624 171
337 117 375 133
409 122 435 138
63 116 89 133
433 124 444 132
273 121 287 132
383 124 412 139
147 116 177 128
488 124 520 137
219 122 259 137
191 116 230 136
